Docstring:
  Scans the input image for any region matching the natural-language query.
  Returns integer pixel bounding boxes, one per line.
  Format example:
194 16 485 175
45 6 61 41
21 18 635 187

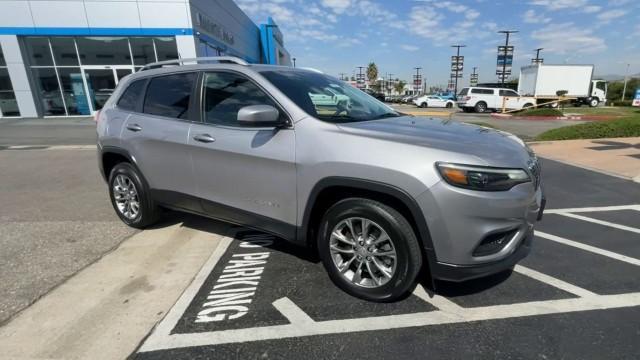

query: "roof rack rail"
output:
140 56 249 71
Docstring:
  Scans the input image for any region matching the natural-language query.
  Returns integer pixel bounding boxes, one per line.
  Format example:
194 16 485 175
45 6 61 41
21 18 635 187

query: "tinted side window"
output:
499 90 519 97
117 79 146 111
203 72 280 126
143 72 196 119
471 88 494 95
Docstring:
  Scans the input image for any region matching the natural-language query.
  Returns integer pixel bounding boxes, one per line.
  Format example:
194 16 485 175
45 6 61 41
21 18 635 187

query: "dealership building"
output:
0 0 291 118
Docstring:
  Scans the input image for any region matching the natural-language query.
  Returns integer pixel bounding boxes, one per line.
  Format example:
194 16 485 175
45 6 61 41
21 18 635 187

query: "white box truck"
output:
518 64 607 107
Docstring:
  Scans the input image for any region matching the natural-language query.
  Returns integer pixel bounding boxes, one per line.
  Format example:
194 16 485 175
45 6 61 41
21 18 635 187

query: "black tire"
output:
419 102 428 108
474 101 487 113
523 103 533 109
108 162 160 229
589 98 599 107
446 102 453 108
317 198 422 302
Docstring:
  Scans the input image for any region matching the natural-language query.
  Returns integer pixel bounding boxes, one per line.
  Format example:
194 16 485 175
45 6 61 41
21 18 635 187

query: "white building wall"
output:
0 35 38 117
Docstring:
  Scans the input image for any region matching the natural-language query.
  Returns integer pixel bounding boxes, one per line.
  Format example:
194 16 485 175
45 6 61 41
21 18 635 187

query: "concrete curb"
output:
491 114 622 121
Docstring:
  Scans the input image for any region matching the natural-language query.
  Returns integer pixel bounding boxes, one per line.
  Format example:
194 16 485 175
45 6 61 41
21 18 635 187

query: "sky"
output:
236 0 640 87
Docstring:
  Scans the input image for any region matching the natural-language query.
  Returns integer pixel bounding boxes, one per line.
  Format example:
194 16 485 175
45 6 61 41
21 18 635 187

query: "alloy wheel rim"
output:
329 217 397 288
113 174 140 220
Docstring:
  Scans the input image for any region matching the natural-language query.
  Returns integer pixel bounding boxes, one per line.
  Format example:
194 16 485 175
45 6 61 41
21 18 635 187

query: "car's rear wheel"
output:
318 198 422 302
419 102 427 108
108 162 160 229
446 102 453 108
474 101 487 113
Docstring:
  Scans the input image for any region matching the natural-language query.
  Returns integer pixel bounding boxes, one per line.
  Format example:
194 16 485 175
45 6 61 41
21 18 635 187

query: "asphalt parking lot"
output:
133 159 640 360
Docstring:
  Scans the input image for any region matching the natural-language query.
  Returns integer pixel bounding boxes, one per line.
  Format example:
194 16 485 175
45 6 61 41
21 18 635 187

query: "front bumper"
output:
430 226 533 282
417 179 544 280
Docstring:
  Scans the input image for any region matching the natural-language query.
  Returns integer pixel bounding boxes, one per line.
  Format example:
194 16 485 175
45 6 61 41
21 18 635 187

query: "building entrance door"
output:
80 65 134 114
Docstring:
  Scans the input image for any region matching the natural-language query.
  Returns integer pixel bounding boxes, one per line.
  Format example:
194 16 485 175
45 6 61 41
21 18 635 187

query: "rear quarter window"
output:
116 79 146 112
471 88 494 95
143 72 197 119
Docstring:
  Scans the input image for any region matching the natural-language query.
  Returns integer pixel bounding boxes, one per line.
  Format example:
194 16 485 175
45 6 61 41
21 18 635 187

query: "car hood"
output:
337 116 532 167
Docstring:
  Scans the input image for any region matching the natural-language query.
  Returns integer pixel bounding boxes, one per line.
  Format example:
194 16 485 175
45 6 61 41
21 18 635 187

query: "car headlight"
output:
436 162 531 191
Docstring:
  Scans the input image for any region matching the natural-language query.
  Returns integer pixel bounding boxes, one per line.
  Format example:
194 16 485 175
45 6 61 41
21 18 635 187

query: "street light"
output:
451 44 466 96
498 30 518 86
292 57 296 67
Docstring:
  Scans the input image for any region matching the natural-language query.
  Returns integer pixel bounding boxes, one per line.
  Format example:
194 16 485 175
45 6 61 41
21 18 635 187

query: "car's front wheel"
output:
318 198 422 302
108 162 160 229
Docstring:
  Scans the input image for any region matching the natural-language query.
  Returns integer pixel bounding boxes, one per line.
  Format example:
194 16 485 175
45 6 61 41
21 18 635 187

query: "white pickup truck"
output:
456 87 536 113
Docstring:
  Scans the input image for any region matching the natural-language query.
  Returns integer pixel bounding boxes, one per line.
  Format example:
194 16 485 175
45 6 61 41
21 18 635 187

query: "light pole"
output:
413 67 422 94
292 57 296 67
498 30 518 86
339 72 346 81
451 44 466 96
386 73 394 95
622 63 630 101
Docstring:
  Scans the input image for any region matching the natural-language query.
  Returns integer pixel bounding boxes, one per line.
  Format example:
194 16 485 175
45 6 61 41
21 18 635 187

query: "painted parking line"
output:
555 212 640 234
535 231 640 267
137 222 640 354
544 204 640 214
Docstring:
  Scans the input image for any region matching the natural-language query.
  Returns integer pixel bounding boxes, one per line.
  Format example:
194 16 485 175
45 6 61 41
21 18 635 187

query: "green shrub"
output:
536 116 640 140
516 108 564 116
609 100 633 107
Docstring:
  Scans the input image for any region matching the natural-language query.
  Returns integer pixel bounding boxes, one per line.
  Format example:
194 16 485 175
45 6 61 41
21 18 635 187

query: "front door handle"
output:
193 133 215 143
126 123 142 132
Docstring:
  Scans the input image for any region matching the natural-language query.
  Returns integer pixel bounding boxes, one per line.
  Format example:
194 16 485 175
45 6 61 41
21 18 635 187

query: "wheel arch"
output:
100 146 142 183
299 177 437 270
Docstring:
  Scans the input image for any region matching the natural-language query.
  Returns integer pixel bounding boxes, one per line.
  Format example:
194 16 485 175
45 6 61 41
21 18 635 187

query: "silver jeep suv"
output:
97 57 545 302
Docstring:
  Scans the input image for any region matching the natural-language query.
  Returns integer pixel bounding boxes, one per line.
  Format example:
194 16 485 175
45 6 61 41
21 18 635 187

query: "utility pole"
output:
413 67 422 94
532 48 543 64
357 66 365 89
292 57 296 67
451 44 466 95
498 30 518 86
339 72 347 81
622 63 630 101
387 73 394 95
470 67 478 86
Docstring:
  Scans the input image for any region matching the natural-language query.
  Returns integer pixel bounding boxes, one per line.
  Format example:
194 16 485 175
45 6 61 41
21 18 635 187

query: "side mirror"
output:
237 105 282 126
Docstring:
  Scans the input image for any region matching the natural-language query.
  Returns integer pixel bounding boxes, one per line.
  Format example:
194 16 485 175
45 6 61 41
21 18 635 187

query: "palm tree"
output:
394 80 406 95
366 62 378 89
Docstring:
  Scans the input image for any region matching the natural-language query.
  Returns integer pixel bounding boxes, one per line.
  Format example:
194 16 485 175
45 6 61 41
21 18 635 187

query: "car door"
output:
499 89 521 109
120 71 199 204
188 70 296 238
430 96 445 107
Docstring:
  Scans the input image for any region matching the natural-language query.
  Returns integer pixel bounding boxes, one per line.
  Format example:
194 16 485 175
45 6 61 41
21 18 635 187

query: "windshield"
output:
259 70 400 123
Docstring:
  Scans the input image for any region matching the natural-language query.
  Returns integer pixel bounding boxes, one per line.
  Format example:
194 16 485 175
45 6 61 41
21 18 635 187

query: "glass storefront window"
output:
76 37 131 65
31 67 65 116
130 37 156 65
0 48 6 66
50 37 79 66
56 68 90 115
155 37 179 61
22 35 179 116
24 37 54 66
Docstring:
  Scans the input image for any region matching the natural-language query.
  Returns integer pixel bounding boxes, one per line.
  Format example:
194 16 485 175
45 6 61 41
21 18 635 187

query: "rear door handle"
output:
126 123 142 132
193 133 215 143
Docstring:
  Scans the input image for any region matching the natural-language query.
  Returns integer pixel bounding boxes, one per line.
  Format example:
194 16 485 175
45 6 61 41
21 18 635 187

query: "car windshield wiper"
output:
370 112 401 120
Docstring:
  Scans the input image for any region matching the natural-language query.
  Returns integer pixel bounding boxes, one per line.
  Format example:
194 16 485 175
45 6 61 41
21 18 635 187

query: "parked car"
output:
456 87 536 113
413 95 455 108
364 89 385 102
97 57 545 302
435 92 456 101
